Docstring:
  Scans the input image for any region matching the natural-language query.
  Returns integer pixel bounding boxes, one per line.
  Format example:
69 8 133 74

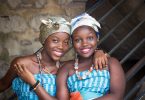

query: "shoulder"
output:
58 60 74 74
108 57 124 74
10 54 34 68
108 57 120 65
61 60 74 69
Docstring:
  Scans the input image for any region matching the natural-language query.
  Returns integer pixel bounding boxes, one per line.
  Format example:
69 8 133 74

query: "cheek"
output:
92 41 97 48
63 45 69 51
44 41 55 51
73 43 80 51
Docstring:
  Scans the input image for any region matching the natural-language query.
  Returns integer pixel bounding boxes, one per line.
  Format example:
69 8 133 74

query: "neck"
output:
78 55 93 64
40 49 56 67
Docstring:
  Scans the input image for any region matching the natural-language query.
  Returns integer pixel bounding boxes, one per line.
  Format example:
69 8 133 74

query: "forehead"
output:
50 32 70 38
73 26 96 36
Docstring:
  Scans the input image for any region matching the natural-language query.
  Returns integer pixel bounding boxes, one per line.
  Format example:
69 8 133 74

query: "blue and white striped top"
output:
67 69 110 99
12 73 56 100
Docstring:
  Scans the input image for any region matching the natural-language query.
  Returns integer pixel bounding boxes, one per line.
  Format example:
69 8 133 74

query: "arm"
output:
56 64 70 100
0 58 17 92
93 49 109 70
95 57 126 100
15 64 57 100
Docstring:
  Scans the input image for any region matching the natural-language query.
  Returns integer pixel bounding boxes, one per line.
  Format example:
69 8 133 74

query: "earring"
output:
97 35 99 42
56 61 60 68
74 53 78 70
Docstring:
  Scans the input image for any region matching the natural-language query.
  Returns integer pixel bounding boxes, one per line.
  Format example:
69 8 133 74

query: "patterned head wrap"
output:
39 17 70 44
71 13 101 39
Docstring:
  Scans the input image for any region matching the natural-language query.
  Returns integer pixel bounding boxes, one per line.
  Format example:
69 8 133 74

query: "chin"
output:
80 52 94 58
80 54 91 58
52 56 61 61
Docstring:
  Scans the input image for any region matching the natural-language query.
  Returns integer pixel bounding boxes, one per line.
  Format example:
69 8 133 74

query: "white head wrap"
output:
71 13 101 38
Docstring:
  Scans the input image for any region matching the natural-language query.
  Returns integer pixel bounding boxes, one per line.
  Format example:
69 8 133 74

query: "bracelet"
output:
29 80 40 91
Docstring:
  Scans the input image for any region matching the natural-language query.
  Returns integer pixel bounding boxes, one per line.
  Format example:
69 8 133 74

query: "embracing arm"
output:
56 65 70 100
93 49 109 70
95 57 126 100
0 58 17 92
15 64 57 100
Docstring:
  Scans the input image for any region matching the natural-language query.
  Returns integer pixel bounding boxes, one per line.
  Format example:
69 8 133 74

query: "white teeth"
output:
81 49 90 53
54 51 63 56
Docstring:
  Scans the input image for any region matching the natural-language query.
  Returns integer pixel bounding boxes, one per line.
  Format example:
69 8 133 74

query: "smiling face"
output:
43 32 70 61
72 26 98 58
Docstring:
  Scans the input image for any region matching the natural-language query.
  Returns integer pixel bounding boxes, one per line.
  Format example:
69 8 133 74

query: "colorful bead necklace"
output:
74 57 94 80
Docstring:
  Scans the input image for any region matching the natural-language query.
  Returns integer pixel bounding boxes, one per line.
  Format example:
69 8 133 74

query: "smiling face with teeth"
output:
43 32 70 61
72 25 98 58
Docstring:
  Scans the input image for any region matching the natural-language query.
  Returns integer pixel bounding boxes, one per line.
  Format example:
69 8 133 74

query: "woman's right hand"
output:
14 64 36 86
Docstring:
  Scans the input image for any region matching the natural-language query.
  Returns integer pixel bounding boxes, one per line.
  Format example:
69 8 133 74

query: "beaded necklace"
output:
36 51 44 87
74 57 94 80
36 50 60 86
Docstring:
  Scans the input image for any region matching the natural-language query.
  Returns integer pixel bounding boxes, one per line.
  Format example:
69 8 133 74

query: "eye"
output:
88 36 94 41
52 39 58 43
64 40 69 45
74 38 82 43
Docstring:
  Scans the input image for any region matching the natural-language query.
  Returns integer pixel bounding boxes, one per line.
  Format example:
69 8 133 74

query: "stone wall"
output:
0 0 86 99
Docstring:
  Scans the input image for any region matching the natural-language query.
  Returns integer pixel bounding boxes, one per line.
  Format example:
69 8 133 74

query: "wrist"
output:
29 80 40 91
29 79 37 86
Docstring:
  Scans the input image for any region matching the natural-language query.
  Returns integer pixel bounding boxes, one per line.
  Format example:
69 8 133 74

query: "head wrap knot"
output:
39 17 70 44
71 13 101 39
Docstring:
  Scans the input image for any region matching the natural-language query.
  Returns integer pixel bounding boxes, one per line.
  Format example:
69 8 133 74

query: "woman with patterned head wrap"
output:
57 13 126 100
0 16 108 100
0 16 71 100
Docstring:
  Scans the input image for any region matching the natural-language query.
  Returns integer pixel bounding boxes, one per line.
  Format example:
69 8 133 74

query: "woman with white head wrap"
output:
71 13 101 38
71 13 109 69
57 13 125 100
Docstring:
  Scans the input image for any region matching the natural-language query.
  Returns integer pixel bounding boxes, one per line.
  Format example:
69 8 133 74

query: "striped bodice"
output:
67 69 110 96
12 73 56 100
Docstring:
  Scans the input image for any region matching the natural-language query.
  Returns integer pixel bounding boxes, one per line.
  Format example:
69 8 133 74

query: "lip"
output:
53 51 63 57
80 48 91 54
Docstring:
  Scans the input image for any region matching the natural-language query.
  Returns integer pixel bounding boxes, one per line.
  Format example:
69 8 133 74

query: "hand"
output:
93 50 109 70
14 64 36 86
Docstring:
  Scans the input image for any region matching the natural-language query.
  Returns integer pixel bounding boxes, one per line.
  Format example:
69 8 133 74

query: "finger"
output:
13 64 18 72
21 64 25 71
14 64 21 74
95 63 99 70
104 56 108 67
100 57 106 68
17 64 24 73
94 58 98 70
98 59 103 70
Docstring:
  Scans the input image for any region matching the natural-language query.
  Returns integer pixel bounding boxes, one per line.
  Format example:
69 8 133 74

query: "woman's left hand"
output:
14 64 36 86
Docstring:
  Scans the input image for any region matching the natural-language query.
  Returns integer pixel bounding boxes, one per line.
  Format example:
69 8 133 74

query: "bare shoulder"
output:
108 57 124 73
59 60 74 72
108 57 120 64
10 54 34 68
63 60 74 69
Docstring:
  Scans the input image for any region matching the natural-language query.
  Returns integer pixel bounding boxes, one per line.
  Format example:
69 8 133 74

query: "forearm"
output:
0 68 16 92
0 81 9 92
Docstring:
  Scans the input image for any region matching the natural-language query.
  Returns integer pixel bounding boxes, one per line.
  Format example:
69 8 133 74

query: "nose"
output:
58 42 63 49
58 42 64 50
82 39 88 47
